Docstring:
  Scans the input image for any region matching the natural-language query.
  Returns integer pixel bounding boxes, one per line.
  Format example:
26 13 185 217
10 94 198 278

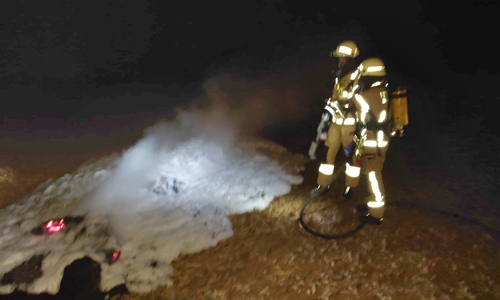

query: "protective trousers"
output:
354 129 389 219
316 120 359 188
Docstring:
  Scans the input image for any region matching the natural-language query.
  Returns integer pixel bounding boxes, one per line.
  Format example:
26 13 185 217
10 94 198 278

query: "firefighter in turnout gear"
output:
311 40 362 197
350 57 391 224
310 41 408 225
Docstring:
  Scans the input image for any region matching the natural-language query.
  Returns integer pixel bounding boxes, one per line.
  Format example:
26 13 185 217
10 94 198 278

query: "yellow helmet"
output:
331 40 360 58
359 57 386 76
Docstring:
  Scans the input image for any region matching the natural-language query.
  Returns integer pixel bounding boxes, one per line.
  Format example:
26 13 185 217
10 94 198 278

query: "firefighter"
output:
311 40 362 197
350 57 391 225
313 44 403 225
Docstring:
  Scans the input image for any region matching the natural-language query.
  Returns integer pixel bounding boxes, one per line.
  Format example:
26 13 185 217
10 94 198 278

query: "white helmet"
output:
359 57 386 76
331 40 360 58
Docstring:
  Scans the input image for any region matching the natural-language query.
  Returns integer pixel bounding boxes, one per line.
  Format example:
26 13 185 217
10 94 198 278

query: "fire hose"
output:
298 163 366 239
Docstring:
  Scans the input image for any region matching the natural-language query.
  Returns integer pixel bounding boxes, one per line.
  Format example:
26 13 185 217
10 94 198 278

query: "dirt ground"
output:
111 185 500 300
1 142 499 300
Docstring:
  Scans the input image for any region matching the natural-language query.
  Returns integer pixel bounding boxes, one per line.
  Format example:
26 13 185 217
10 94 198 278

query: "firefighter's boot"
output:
342 186 354 200
359 214 383 225
310 185 330 197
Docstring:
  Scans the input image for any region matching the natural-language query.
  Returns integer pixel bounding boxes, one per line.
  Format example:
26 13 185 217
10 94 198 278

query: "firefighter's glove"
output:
317 112 331 141
344 141 355 157
319 123 329 141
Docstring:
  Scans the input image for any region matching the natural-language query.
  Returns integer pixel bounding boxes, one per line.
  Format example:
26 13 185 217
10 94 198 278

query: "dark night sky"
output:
3 0 495 83
1 0 498 142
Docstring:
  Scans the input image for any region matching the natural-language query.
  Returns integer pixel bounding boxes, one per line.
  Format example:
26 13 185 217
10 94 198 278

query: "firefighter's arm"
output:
308 105 334 160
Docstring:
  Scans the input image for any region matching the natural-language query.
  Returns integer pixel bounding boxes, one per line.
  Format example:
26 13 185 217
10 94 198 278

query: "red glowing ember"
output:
31 216 84 236
105 251 121 264
111 251 121 263
44 219 66 233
